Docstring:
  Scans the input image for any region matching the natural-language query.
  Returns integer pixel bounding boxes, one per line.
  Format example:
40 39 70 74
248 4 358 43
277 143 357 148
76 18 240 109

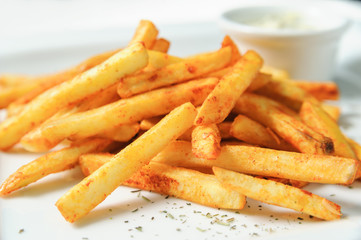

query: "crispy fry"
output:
192 124 221 160
21 77 217 152
0 43 148 150
213 167 341 220
255 78 320 111
79 156 246 210
153 141 357 184
205 68 271 93
129 20 159 48
221 35 241 65
150 38 170 53
93 123 139 142
0 138 112 196
295 81 339 101
117 46 231 98
195 50 263 125
217 121 233 139
233 93 334 155
0 74 36 87
261 65 290 81
347 138 361 178
139 116 163 131
55 102 197 222
321 104 341 121
0 82 41 109
300 101 356 159
6 49 119 114
230 114 297 151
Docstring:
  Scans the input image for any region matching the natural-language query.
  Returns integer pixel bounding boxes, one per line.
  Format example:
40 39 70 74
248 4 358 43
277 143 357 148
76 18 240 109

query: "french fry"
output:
0 43 148 150
261 65 290 81
0 82 41 109
146 50 182 69
295 81 339 101
6 49 120 114
300 101 356 159
221 35 241 65
217 121 233 139
321 104 341 121
195 50 263 125
205 69 271 93
230 114 297 151
55 102 197 223
233 93 334 155
213 167 341 220
191 124 221 160
79 156 246 210
246 73 272 92
93 123 139 142
117 46 232 98
0 74 36 87
347 138 361 178
152 141 357 184
150 38 170 53
139 116 163 131
0 138 112 196
21 77 217 152
129 19 159 48
255 78 320 111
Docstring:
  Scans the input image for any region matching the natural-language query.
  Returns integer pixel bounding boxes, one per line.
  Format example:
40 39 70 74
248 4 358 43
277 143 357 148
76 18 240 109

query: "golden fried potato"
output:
0 43 148 150
195 50 263 125
213 167 341 220
20 77 217 152
55 102 197 222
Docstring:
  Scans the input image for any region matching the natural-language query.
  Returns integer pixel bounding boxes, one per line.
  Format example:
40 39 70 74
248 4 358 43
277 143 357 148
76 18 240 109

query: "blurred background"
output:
0 0 360 91
1 0 360 55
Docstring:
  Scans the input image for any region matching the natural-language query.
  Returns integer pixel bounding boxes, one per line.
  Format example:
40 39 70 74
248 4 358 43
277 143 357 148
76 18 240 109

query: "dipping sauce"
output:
243 12 316 31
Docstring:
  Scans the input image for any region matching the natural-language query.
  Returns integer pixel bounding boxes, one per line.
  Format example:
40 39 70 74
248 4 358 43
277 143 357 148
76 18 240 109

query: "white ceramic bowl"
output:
218 4 350 81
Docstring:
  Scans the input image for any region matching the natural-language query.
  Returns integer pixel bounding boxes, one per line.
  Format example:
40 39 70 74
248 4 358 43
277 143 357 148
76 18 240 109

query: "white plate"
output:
1 21 361 240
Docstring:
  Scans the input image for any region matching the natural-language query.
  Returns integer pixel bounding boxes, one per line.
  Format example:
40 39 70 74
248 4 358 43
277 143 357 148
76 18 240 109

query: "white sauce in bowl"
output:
243 12 316 31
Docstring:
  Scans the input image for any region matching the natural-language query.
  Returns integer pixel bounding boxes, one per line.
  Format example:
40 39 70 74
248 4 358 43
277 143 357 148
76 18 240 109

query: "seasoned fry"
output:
139 116 163 130
55 102 197 223
117 46 231 98
129 19 159 48
150 38 170 53
6 49 120 114
0 74 36 87
205 69 271 93
321 104 341 121
0 138 112 196
217 121 233 139
195 50 263 125
295 81 339 101
0 82 41 109
80 154 245 209
300 101 356 159
221 35 241 65
230 114 296 151
21 78 217 152
0 43 148 150
347 138 361 178
153 141 357 184
93 123 139 142
233 93 334 155
192 124 221 160
213 167 341 220
255 78 320 111
79 156 246 210
261 65 289 81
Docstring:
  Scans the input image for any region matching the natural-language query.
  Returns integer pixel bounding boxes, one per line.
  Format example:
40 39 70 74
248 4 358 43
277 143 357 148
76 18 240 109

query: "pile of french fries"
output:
0 20 360 223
